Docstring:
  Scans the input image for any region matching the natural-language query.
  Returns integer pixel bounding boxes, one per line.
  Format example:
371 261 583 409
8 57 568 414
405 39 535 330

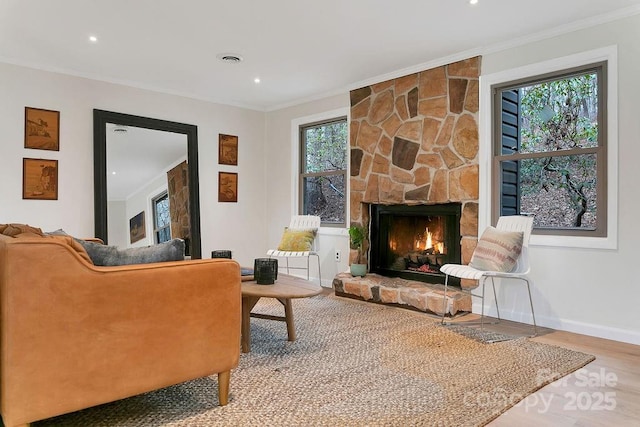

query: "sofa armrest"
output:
0 237 241 425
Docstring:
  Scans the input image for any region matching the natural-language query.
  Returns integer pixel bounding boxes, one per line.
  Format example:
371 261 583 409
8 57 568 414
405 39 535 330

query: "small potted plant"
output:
348 224 367 277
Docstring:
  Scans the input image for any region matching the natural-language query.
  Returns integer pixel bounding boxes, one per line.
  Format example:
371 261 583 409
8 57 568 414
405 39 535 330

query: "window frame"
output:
479 46 618 250
298 116 348 228
491 62 607 237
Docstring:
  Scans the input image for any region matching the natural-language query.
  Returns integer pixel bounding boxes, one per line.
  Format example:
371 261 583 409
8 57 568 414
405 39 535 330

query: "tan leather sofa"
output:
0 228 241 427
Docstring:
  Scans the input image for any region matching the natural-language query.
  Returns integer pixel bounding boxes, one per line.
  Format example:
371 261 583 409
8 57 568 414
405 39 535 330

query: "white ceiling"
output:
2 0 640 111
106 124 186 201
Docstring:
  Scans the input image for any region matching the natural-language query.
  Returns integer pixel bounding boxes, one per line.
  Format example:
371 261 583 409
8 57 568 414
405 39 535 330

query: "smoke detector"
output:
217 53 244 63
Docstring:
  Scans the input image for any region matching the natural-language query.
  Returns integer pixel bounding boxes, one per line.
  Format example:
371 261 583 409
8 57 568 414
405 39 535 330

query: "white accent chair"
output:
440 215 537 336
267 215 322 286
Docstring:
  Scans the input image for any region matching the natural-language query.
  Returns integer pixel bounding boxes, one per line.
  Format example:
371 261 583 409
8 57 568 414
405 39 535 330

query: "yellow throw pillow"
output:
277 228 316 252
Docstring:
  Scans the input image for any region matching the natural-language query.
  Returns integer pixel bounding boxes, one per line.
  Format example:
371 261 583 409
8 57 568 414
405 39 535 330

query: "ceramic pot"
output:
350 263 367 277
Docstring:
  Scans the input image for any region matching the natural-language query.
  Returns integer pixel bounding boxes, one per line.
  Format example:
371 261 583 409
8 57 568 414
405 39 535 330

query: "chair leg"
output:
491 276 501 321
524 277 538 337
441 274 449 324
286 257 290 275
306 255 310 281
315 254 322 286
480 277 487 331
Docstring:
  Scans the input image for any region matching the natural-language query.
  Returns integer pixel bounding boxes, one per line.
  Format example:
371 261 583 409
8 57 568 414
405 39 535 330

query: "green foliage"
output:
348 225 366 264
304 121 347 173
520 73 597 153
518 72 599 227
348 225 365 249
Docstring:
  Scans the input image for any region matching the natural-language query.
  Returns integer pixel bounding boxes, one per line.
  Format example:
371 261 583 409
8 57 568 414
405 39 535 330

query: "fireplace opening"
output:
370 203 461 285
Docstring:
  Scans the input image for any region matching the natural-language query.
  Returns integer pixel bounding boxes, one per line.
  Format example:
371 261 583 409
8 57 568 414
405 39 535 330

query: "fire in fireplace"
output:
369 203 461 284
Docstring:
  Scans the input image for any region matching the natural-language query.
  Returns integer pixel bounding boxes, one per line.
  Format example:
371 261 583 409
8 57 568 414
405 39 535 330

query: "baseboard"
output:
473 303 640 346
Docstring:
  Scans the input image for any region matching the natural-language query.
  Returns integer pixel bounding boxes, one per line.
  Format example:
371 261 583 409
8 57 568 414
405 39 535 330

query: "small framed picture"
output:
25 107 60 151
22 158 58 200
129 211 146 243
218 172 238 202
218 134 238 165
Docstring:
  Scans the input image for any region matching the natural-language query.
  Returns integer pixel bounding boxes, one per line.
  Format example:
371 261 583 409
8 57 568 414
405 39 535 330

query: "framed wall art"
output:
25 107 60 151
218 172 238 202
218 134 238 165
129 211 146 243
22 158 58 200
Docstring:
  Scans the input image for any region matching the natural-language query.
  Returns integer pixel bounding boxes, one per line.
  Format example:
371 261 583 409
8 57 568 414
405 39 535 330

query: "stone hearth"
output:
333 273 471 317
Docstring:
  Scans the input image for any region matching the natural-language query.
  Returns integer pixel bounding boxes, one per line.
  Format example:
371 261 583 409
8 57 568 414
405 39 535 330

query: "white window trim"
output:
479 45 618 249
290 107 350 230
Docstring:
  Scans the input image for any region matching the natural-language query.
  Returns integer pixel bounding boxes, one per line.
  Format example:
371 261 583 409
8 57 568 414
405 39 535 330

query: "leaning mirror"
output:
93 109 201 258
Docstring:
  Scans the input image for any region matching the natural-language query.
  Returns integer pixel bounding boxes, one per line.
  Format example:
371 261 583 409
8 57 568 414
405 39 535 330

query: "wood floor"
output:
447 314 640 426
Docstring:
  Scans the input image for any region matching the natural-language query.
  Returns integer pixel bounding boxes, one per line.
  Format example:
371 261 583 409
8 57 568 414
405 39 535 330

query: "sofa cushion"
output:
46 228 70 236
77 238 185 266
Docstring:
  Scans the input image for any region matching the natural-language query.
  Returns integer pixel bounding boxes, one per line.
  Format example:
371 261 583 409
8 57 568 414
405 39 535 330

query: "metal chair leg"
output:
315 254 322 287
286 257 290 275
524 278 538 337
306 256 310 281
480 277 487 331
491 276 501 321
441 274 449 324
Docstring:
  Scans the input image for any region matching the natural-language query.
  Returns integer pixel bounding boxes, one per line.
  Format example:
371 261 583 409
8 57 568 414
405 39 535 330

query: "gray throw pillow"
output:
76 238 185 266
46 228 69 236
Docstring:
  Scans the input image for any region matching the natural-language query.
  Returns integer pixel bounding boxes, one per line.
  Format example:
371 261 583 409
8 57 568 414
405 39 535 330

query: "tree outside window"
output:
300 117 347 226
494 63 606 236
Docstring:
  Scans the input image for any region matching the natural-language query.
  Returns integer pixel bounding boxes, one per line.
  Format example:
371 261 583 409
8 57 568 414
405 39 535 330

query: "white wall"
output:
480 14 640 344
265 95 351 286
107 200 127 247
0 62 267 268
124 174 167 248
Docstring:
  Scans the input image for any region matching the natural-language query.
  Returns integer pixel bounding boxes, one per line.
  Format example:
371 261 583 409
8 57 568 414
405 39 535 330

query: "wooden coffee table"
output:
241 273 322 353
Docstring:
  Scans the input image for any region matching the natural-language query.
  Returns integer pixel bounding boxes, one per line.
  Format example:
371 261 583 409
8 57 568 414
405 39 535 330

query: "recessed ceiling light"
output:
216 53 244 63
112 171 116 175
89 35 98 43
469 0 478 5
254 77 261 84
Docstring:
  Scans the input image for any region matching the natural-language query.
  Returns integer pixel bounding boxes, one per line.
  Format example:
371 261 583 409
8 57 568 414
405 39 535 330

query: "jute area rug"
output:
38 294 594 427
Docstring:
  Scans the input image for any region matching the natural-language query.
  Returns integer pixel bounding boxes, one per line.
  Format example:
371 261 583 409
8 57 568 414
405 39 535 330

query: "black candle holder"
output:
254 258 278 285
211 250 232 259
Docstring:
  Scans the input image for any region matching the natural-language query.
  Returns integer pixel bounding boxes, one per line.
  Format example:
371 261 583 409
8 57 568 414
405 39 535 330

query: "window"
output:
493 62 606 237
153 191 171 243
299 117 347 226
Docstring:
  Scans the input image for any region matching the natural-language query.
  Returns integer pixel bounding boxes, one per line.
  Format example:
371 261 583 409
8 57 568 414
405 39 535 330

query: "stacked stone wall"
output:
350 56 481 264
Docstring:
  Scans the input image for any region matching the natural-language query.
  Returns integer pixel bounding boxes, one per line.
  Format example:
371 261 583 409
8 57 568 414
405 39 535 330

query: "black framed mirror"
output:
93 109 201 258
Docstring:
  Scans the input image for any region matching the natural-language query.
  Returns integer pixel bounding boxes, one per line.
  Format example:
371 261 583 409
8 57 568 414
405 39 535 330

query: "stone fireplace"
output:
350 56 481 270
335 56 481 315
369 203 461 284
